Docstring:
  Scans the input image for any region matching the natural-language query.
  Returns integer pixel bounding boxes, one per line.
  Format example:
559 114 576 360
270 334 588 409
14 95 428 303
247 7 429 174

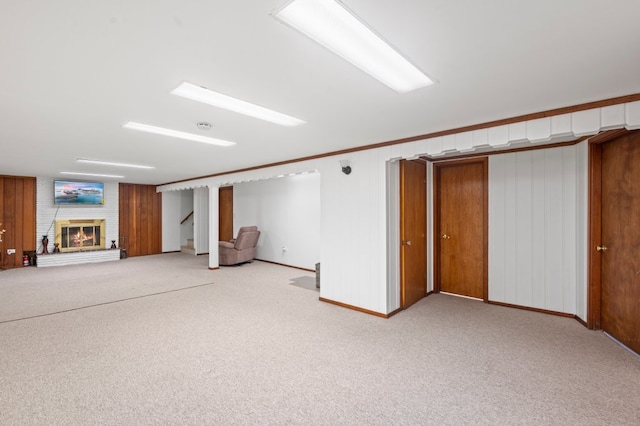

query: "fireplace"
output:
55 219 106 252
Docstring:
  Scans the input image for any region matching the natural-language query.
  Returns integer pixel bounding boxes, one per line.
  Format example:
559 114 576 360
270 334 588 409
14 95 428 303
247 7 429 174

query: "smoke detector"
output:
197 122 212 130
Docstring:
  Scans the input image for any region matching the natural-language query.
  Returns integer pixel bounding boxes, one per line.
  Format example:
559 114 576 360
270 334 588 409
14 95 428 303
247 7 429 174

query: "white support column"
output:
208 186 219 269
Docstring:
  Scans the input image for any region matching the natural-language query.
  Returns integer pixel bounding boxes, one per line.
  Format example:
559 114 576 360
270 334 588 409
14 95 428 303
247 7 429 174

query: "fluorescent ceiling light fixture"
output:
123 121 236 147
171 81 306 127
60 172 124 179
76 158 154 169
273 0 434 93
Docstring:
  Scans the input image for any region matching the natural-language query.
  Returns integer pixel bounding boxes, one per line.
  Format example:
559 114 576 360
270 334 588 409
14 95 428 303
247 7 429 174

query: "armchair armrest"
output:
219 241 235 249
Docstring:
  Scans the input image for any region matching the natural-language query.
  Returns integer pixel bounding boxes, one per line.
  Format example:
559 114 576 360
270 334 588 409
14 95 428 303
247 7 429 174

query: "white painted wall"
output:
575 141 589 321
158 100 640 316
317 149 389 314
234 173 321 270
385 161 400 312
193 187 209 255
488 143 588 316
161 190 181 252
426 161 435 294
36 177 119 253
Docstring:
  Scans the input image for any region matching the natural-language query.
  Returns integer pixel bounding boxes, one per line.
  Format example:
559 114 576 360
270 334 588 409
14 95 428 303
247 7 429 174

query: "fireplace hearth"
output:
55 219 106 253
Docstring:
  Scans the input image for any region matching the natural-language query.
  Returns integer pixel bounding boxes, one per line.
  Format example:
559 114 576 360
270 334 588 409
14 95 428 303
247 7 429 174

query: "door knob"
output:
401 240 412 246
441 234 450 239
596 245 608 252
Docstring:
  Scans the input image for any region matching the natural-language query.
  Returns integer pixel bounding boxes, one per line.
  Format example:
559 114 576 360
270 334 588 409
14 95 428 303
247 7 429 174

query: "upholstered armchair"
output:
218 226 261 266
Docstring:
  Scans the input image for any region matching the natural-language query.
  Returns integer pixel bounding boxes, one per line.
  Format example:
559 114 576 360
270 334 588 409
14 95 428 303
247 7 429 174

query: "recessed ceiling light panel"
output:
274 0 434 93
123 121 236 147
76 158 155 169
171 82 306 127
60 172 125 179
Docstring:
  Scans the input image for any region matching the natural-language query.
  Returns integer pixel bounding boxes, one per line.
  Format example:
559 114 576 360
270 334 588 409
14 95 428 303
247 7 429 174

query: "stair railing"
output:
180 211 194 225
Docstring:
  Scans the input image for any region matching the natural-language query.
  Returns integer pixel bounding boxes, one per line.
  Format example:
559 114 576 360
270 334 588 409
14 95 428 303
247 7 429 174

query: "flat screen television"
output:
54 180 104 205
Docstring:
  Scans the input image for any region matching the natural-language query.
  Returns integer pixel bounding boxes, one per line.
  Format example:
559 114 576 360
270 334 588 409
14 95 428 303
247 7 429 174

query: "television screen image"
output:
54 180 104 205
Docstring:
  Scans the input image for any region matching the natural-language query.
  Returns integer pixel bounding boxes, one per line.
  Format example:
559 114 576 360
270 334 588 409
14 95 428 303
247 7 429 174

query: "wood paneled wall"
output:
0 176 36 268
488 144 587 315
119 183 162 257
318 149 389 314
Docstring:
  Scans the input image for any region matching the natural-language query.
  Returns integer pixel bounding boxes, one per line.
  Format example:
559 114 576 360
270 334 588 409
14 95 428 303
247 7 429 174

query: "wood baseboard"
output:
386 308 403 318
487 300 574 318
574 315 589 328
255 259 315 273
318 291 437 318
319 297 392 318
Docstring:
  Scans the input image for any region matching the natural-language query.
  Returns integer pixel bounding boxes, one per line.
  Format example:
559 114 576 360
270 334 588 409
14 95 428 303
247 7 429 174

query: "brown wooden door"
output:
400 159 427 308
600 132 640 354
219 186 233 241
435 159 487 300
119 183 162 257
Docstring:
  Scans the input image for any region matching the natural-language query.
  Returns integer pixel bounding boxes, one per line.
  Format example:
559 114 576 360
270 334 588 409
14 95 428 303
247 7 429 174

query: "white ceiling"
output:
1 0 640 185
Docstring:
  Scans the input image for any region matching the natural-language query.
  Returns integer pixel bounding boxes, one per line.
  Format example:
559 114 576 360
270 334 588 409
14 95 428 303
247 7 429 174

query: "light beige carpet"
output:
1 253 639 425
0 253 216 323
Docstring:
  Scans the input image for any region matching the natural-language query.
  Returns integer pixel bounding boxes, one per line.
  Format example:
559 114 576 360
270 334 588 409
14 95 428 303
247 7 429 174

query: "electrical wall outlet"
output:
7 248 16 255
